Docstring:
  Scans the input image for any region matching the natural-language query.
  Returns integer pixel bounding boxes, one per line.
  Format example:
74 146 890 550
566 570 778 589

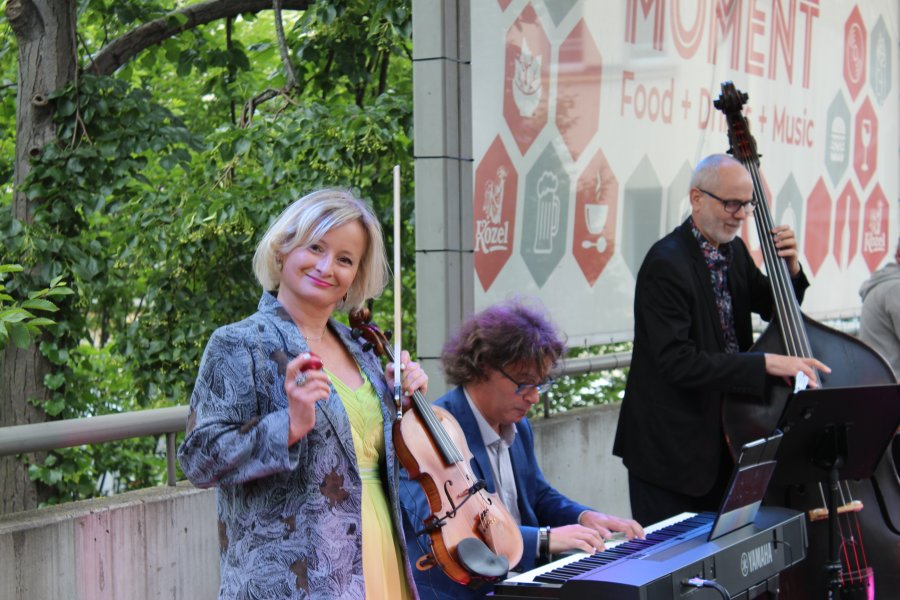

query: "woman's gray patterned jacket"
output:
178 292 419 600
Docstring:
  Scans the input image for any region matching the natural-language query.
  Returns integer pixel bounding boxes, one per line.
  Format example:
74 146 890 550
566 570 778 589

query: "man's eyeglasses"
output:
497 366 555 395
697 188 757 214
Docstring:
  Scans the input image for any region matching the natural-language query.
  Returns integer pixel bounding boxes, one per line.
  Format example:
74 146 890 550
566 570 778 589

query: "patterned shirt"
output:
690 217 740 353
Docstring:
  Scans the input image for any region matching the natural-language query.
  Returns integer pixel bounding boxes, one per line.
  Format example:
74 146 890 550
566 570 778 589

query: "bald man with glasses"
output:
613 153 829 526
401 298 643 600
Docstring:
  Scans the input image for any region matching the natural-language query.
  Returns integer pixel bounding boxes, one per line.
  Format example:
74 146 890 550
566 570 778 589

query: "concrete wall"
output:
0 482 219 600
0 404 625 599
532 402 631 519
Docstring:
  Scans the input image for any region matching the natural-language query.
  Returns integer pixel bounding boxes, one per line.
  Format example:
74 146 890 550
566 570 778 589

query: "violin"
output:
349 306 524 586
715 81 900 598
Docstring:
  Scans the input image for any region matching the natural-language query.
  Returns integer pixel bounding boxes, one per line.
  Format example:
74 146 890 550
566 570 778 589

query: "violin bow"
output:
392 164 403 417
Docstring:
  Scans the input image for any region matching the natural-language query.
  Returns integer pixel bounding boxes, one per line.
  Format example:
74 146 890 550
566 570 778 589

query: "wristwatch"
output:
538 526 551 562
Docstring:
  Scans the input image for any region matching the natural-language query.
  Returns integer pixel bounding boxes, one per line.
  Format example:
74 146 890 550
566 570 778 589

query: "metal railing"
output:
0 406 190 486
0 353 635 487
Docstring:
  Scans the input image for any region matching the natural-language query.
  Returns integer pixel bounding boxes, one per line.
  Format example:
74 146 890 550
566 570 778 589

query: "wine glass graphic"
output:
582 203 609 253
861 119 872 172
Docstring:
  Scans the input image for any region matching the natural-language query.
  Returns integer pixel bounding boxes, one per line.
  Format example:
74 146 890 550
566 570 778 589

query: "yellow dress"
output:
329 371 412 600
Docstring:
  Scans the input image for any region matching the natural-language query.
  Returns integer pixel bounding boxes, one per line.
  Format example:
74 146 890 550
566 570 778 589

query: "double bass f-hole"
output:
349 305 524 586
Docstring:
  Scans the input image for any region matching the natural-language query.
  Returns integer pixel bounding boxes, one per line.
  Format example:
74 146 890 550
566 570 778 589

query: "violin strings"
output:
403 378 493 515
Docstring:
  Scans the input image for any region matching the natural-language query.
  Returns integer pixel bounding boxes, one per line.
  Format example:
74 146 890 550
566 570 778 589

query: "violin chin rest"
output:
456 537 509 582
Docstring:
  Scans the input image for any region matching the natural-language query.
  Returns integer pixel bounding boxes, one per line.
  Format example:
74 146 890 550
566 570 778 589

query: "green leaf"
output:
45 287 74 297
9 322 32 348
44 397 67 417
45 372 66 390
0 309 34 323
27 318 57 327
234 138 251 156
21 299 58 312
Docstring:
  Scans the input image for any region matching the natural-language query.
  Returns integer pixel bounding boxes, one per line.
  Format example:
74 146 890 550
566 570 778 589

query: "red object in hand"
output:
298 352 324 372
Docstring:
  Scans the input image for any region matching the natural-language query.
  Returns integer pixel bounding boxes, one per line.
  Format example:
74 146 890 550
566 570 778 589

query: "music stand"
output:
774 383 900 598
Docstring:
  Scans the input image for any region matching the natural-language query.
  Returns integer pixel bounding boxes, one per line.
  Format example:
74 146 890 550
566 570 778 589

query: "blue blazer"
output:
399 386 591 600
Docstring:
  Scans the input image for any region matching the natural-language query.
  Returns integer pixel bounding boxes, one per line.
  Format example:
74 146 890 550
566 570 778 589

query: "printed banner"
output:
471 0 899 345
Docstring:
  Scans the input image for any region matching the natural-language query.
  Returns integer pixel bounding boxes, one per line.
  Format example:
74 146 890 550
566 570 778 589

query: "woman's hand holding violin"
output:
385 350 429 403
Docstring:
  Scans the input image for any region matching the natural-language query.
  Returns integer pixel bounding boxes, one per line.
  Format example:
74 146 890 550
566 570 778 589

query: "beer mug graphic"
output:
534 172 560 254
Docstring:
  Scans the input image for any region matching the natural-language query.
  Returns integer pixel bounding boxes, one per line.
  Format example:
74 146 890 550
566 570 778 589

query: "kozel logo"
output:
740 542 774 577
475 167 511 254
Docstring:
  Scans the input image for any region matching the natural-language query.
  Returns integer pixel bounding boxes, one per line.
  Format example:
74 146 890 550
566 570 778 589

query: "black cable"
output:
682 577 731 599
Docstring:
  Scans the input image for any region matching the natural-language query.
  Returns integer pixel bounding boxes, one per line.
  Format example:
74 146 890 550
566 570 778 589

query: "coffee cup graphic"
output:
582 203 609 253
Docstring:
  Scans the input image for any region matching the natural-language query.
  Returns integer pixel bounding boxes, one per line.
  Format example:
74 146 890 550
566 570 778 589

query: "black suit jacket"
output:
613 219 808 497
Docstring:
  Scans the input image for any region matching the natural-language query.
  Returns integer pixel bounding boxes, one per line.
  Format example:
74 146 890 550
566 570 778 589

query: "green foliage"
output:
534 342 632 419
0 264 73 349
2 0 416 505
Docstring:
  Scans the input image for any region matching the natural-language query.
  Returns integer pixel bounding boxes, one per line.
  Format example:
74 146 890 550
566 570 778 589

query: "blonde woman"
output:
179 189 426 599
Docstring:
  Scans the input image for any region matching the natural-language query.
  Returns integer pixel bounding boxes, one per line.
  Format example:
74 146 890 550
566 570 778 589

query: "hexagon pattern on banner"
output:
557 19 602 162
521 143 569 287
544 0 578 26
861 184 889 272
869 17 893 105
853 97 878 190
843 7 867 101
823 92 851 187
804 178 832 276
832 182 861 271
474 136 518 291
503 4 551 156
665 162 693 235
774 176 805 244
621 157 662 279
572 148 617 286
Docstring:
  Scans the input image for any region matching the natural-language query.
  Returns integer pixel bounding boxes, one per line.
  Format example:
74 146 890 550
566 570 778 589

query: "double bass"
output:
715 82 900 598
349 306 524 586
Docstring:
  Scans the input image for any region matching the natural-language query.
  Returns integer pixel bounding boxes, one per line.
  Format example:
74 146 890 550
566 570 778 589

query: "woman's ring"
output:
294 372 307 387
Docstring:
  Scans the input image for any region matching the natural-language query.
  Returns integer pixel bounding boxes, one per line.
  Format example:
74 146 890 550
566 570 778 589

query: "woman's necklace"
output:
299 324 327 343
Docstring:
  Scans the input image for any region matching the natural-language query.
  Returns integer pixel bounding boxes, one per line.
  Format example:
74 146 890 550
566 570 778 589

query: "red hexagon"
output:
503 3 551 155
832 182 860 270
572 148 618 286
557 19 602 162
474 136 518 291
861 184 889 273
853 97 878 190
843 7 867 101
740 175 773 267
803 178 831 276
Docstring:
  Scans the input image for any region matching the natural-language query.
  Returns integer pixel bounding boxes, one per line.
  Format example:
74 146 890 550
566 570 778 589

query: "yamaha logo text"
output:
740 542 774 577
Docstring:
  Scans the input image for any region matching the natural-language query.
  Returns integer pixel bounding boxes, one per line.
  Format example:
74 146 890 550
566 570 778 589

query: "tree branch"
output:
273 0 298 90
87 0 312 76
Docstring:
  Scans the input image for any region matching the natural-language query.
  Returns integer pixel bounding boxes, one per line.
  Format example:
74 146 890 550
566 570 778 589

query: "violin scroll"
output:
349 305 393 359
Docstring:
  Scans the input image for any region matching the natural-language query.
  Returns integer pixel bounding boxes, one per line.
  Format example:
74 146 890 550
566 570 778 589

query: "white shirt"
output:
463 387 522 525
